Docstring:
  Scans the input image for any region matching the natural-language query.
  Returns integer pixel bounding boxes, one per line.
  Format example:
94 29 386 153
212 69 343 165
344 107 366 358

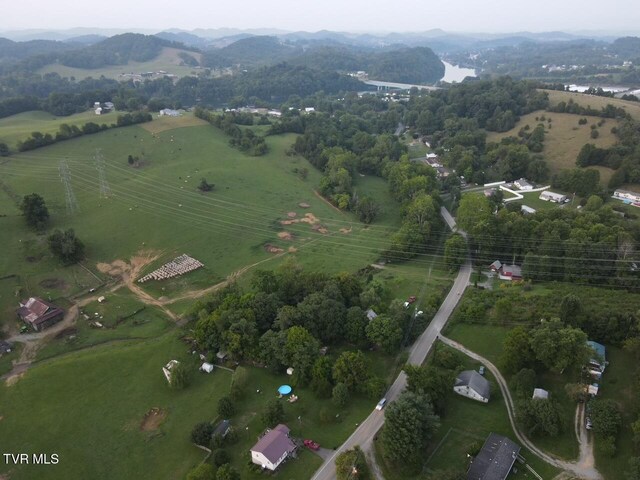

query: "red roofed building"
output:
250 424 297 471
17 297 64 331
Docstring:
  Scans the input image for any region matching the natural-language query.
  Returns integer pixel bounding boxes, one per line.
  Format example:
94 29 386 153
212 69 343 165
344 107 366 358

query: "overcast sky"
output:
3 0 640 34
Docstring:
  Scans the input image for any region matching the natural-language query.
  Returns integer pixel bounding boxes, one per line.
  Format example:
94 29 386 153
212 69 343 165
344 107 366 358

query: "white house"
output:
95 107 103 115
539 190 567 203
162 360 180 384
159 108 181 117
514 178 534 190
613 189 640 204
250 424 297 471
521 205 536 215
454 370 490 403
304 107 315 113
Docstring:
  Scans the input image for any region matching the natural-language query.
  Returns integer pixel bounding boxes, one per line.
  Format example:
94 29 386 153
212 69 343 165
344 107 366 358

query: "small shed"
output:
201 362 214 373
532 388 549 400
0 340 13 354
216 350 228 362
97 296 106 303
286 367 294 376
366 309 378 321
489 260 502 272
213 419 231 438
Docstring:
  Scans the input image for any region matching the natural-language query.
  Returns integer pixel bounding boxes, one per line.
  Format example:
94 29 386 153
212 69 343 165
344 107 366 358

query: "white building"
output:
514 178 534 191
532 388 549 400
521 205 536 215
453 370 490 403
95 107 102 115
613 189 640 204
250 424 297 471
159 109 181 117
539 190 567 203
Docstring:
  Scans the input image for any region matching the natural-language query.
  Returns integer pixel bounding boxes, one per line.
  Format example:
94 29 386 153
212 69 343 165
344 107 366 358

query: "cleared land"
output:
544 89 640 120
0 110 116 149
139 113 208 134
38 47 204 80
487 111 620 185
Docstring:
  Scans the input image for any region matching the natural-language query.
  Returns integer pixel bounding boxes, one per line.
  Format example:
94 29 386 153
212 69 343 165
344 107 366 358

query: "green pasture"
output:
0 332 232 480
0 110 114 150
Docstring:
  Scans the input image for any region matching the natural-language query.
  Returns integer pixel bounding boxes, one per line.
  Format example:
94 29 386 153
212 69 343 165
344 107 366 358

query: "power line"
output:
58 160 79 215
94 148 111 198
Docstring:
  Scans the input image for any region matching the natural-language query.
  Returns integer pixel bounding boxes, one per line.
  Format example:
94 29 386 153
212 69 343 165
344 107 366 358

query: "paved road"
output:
311 243 472 480
439 336 603 480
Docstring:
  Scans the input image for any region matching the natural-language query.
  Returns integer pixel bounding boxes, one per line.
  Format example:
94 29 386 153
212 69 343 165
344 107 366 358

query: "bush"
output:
191 422 214 446
213 449 230 466
217 396 236 418
332 382 349 407
261 399 284 427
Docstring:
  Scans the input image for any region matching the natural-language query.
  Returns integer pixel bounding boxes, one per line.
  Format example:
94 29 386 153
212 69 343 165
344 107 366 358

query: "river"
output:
441 61 477 83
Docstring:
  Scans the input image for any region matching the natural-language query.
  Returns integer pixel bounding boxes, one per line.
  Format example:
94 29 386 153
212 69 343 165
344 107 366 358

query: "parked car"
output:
376 398 387 410
303 439 320 450
586 417 593 430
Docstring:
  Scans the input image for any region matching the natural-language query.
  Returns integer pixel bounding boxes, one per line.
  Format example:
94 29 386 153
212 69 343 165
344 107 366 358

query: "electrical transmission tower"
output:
94 148 111 197
59 161 79 214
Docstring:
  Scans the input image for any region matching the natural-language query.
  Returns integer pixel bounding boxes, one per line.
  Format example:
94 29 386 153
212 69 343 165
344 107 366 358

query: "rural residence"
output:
489 261 523 281
454 370 491 403
467 433 521 480
514 178 534 190
213 419 231 439
250 424 297 471
539 190 567 203
17 297 64 331
159 108 181 117
613 189 640 205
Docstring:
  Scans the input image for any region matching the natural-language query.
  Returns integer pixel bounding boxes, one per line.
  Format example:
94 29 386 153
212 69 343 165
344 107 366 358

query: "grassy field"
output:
593 346 636 480
487 111 620 185
38 47 203 80
0 120 402 328
544 89 640 120
374 345 559 480
0 110 116 150
515 191 571 211
0 332 232 480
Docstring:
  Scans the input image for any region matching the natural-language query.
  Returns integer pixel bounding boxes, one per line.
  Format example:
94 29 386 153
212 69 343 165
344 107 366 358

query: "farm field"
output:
487 111 620 185
374 344 559 480
0 332 233 480
544 89 640 120
0 109 116 150
37 47 204 80
0 120 403 328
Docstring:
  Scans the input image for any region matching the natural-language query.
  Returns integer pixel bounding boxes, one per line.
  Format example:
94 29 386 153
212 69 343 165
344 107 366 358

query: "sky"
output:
3 0 640 34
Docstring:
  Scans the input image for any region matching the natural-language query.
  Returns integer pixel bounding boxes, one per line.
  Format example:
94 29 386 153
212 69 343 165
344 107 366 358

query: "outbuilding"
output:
17 297 64 331
454 370 491 403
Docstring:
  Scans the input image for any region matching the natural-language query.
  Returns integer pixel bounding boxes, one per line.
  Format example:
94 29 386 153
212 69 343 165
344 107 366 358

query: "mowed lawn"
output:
445 322 580 461
0 110 116 150
0 121 399 312
37 47 203 80
0 332 232 480
487 110 620 185
374 345 559 480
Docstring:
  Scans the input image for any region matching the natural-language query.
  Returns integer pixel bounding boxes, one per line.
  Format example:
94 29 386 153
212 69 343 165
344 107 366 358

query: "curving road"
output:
311 208 471 480
439 336 603 480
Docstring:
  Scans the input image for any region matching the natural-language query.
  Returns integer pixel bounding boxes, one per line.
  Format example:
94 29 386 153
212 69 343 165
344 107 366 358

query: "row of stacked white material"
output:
138 254 204 282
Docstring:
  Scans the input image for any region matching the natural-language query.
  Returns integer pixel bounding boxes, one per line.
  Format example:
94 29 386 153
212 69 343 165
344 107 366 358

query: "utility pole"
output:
59 161 79 215
94 148 111 198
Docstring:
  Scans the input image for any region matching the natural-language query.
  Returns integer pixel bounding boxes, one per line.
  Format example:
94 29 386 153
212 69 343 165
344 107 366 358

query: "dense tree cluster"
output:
194 108 267 156
20 193 49 231
456 193 639 287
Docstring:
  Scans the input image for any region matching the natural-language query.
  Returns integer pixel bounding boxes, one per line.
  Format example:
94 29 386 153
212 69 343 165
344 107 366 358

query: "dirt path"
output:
439 336 603 480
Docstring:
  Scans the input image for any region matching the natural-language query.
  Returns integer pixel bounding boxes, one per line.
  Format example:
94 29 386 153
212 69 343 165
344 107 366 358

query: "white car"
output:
376 398 387 410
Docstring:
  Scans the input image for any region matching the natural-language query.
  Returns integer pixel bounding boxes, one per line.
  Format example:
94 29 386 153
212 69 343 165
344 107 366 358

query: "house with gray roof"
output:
454 370 491 403
250 424 297 471
467 433 521 480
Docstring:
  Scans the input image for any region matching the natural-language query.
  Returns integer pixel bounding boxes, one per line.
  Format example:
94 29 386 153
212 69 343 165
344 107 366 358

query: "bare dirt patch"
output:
300 213 320 224
39 278 68 290
264 244 285 254
339 227 352 234
288 247 298 253
278 232 294 240
286 211 297 218
312 224 329 234
298 202 311 208
140 407 167 431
